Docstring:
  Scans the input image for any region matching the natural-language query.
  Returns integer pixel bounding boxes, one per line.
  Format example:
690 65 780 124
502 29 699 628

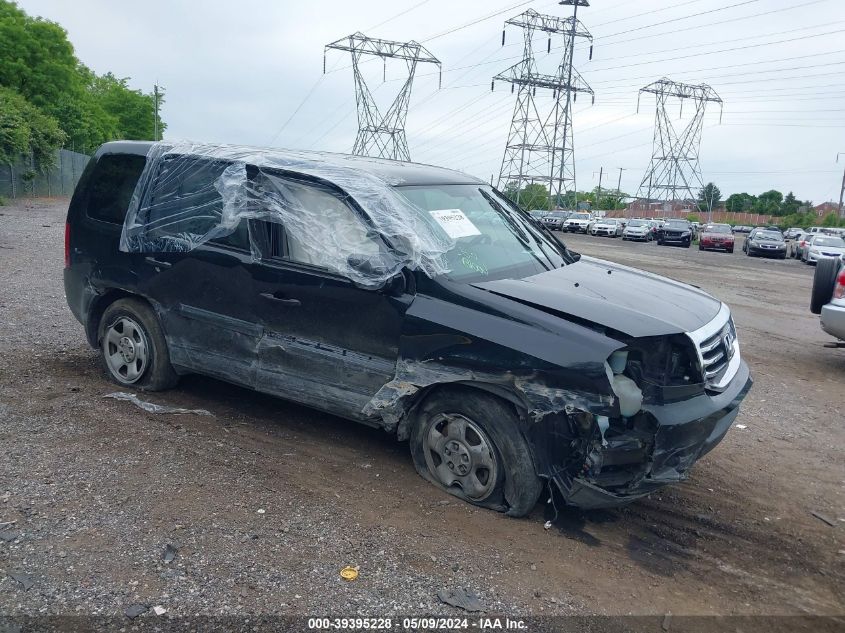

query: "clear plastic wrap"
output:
120 142 455 287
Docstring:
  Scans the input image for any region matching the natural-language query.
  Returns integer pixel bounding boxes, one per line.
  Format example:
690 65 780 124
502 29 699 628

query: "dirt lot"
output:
0 198 843 621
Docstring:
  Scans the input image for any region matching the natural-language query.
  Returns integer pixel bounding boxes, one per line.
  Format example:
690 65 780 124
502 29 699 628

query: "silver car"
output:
541 211 569 231
622 219 653 241
591 218 623 237
803 235 845 265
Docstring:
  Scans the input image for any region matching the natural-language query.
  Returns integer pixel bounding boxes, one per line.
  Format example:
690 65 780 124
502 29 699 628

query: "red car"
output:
699 223 735 253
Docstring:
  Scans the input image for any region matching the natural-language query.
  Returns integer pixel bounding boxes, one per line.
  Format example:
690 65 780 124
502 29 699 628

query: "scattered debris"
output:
735 424 747 430
124 604 148 619
810 511 836 527
340 566 359 581
152 605 167 616
0 530 21 542
162 543 179 563
0 520 17 528
8 572 34 590
437 587 484 612
662 613 672 631
256 508 266 514
543 520 552 530
104 392 213 416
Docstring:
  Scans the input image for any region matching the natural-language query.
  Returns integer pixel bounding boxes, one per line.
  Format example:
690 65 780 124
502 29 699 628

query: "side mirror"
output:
347 253 407 295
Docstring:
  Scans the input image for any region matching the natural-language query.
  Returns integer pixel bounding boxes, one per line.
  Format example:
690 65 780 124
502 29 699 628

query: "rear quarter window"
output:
85 154 147 224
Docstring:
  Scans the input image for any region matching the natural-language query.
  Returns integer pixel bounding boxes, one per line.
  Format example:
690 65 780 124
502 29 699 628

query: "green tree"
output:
518 183 551 210
90 72 162 140
725 192 754 213
779 191 800 216
753 189 783 215
0 86 65 170
697 182 721 212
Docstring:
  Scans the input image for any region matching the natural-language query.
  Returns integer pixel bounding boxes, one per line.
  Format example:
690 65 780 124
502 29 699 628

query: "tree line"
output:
0 0 163 174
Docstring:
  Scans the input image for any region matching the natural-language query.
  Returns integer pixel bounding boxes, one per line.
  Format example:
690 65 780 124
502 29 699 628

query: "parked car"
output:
743 228 787 258
783 227 803 241
591 218 623 237
802 234 845 265
732 225 752 234
528 209 548 220
698 223 735 253
65 141 752 515
622 219 653 241
810 255 845 345
656 219 693 247
541 210 569 231
789 232 812 259
564 212 592 233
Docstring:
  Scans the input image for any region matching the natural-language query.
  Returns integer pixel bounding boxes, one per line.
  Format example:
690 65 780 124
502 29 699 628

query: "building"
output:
812 202 839 218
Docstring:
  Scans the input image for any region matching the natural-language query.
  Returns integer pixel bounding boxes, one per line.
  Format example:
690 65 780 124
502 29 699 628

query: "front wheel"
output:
410 388 541 517
99 298 179 391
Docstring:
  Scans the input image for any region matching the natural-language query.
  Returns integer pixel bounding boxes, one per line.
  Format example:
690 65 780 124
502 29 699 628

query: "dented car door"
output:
249 179 409 421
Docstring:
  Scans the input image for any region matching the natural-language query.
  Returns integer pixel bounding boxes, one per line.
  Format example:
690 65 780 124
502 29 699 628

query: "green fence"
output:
1 149 91 199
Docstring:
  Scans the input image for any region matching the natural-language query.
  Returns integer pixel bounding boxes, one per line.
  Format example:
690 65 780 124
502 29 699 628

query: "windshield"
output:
754 231 783 241
548 211 568 218
628 220 648 227
666 220 690 228
570 213 590 220
599 219 617 225
395 184 568 283
705 224 731 234
813 237 845 247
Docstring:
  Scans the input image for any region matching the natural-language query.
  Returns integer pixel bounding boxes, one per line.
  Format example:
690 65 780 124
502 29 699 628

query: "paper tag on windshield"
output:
429 209 481 239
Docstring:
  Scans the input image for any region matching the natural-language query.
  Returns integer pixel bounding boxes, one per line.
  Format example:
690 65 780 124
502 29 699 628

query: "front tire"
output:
410 388 541 517
99 298 179 391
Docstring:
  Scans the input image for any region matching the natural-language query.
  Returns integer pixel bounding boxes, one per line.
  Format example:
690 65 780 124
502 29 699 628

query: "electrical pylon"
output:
492 2 593 209
636 78 723 206
324 32 440 162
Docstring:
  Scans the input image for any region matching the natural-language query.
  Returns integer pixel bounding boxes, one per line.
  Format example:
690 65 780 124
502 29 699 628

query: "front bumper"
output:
624 231 648 240
748 245 786 257
567 224 589 233
661 234 691 244
821 300 845 340
551 360 752 509
701 240 734 251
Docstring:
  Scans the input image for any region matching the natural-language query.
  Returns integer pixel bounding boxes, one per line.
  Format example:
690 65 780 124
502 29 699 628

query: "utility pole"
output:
837 153 845 218
615 167 625 212
325 33 440 161
594 166 603 208
492 4 593 210
153 84 161 142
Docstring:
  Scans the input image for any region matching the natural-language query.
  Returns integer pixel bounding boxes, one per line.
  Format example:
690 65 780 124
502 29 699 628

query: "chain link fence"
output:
0 149 91 199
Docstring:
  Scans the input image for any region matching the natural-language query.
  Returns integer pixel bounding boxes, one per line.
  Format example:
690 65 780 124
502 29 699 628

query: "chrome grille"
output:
688 304 740 391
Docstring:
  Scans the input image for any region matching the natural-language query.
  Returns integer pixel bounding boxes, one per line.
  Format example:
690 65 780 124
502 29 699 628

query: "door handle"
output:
260 292 301 307
144 256 172 269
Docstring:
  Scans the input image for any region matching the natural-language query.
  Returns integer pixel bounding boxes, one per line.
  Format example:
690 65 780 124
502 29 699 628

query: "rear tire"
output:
99 298 179 391
811 257 842 314
410 387 541 517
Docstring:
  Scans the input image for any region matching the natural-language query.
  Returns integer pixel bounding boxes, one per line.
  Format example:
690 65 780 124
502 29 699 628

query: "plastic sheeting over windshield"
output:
119 142 454 288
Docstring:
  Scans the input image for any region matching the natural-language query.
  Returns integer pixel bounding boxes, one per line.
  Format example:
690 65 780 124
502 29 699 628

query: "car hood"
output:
625 226 648 231
472 256 721 337
810 245 845 253
701 232 734 238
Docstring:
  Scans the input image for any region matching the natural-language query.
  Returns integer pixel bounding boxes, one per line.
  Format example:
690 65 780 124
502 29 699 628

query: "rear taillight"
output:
834 269 845 300
64 221 70 268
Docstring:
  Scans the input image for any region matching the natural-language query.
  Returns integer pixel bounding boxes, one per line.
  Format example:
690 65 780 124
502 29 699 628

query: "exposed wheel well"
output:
395 381 527 442
86 289 145 348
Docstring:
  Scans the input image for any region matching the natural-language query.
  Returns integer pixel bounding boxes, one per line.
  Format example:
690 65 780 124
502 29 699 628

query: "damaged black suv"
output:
64 141 752 516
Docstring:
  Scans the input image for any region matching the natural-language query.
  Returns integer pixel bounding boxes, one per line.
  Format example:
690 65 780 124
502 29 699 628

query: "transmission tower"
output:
492 2 594 209
324 32 440 162
636 78 723 207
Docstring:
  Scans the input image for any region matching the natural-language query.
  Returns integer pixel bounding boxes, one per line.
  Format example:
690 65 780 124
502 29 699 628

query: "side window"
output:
145 158 240 245
86 154 147 224
261 178 381 274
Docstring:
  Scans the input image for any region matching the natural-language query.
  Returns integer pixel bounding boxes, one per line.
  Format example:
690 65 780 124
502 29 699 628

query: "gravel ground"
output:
0 199 843 624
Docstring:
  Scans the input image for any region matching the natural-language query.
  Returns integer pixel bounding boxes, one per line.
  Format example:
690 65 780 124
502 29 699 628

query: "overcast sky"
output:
18 0 845 202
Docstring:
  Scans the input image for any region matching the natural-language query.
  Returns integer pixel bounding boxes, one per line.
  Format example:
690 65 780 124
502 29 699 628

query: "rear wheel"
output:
410 388 541 517
811 257 842 314
99 298 178 391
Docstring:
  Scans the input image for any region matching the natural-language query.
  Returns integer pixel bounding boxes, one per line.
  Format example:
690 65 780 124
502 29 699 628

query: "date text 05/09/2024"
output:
307 617 528 630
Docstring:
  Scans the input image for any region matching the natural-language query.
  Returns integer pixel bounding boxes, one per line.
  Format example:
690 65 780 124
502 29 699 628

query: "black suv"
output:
657 219 693 247
64 141 752 515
